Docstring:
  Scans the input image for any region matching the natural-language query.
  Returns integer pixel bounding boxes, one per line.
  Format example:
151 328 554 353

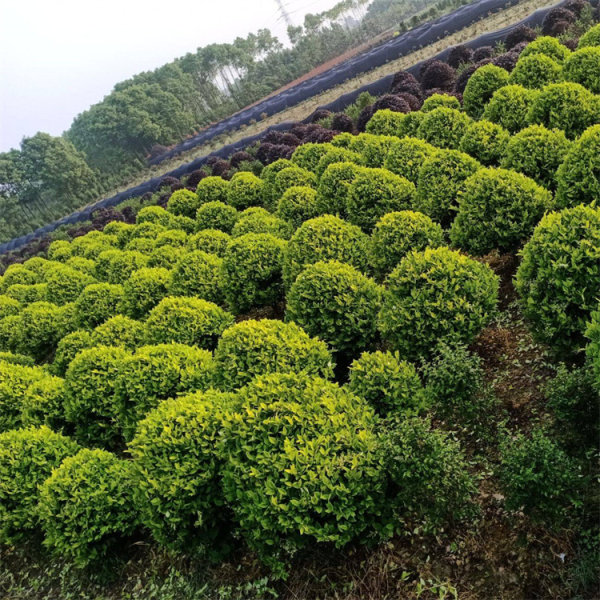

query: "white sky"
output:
0 0 341 152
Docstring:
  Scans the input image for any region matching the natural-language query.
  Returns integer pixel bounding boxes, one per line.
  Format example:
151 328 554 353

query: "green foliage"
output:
167 189 201 219
383 417 477 526
137 205 175 228
577 22 600 48
316 161 364 218
291 142 334 173
520 35 571 63
414 149 480 227
122 267 170 318
196 201 239 233
527 82 599 139
0 295 21 320
145 296 234 349
383 137 437 183
20 375 67 430
47 240 73 262
283 215 369 288
38 448 138 568
463 64 509 118
483 84 539 133
155 229 188 248
65 256 97 277
378 247 498 360
450 167 553 254
5 283 48 306
277 186 319 228
509 53 563 90
347 167 416 232
221 233 286 313
349 133 398 168
168 250 223 303
129 390 234 555
422 93 461 112
44 264 96 305
0 265 39 291
260 158 294 208
286 260 381 354
231 207 293 239
315 147 362 177
348 350 425 416
0 426 79 544
220 373 389 570
187 229 231 256
556 124 600 208
0 351 34 367
50 330 94 376
501 125 571 190
91 315 145 349
63 345 130 447
103 220 133 242
227 172 265 210
213 319 333 390
369 210 445 280
95 249 148 284
128 221 166 241
71 232 118 260
273 166 317 199
417 107 472 149
116 343 215 439
17 301 65 360
515 204 600 356
196 176 229 207
498 429 580 525
0 362 45 432
365 109 408 136
459 119 509 166
147 245 185 269
74 283 125 329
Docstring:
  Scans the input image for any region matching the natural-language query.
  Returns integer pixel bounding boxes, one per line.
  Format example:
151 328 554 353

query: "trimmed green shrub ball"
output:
383 137 437 183
0 295 20 320
196 176 229 207
195 201 238 233
365 109 407 136
17 301 65 360
227 172 264 210
0 362 45 432
291 142 334 173
95 249 148 284
65 257 96 277
315 147 362 177
0 316 21 354
129 390 234 555
146 245 185 269
64 345 130 446
116 343 215 439
274 165 317 199
586 308 600 393
50 330 94 376
422 93 461 112
349 133 398 168
122 267 170 319
145 296 234 349
70 233 117 261
515 204 600 356
283 215 369 288
414 149 480 227
463 64 509 118
347 168 416 232
47 240 72 262
155 229 188 248
213 319 333 390
277 186 319 228
0 426 79 544
220 372 388 570
38 448 138 568
577 22 600 49
91 315 145 350
20 375 67 430
459 119 510 166
483 84 539 133
450 167 553 254
348 351 425 416
501 124 571 190
260 158 294 209
221 233 286 313
187 229 231 257
231 207 293 239
556 124 600 208
103 221 133 242
369 210 445 280
74 283 124 329
416 107 472 149
316 161 364 218
44 264 96 306
287 260 382 354
5 283 47 306
128 222 166 241
378 247 498 359
527 82 599 139
136 205 174 228
167 189 202 219
21 257 51 276
509 54 563 89
519 35 571 64
0 351 34 367
168 251 222 303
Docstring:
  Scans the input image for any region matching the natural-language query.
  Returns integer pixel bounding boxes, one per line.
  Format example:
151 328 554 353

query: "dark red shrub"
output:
331 113 354 133
121 207 136 224
492 52 519 71
396 92 422 110
68 224 94 239
148 144 168 160
563 37 579 50
372 94 411 113
310 109 333 123
356 105 375 132
281 133 301 147
505 25 537 49
140 192 153 204
563 0 587 15
92 208 125 230
211 159 230 177
267 144 294 163
542 7 576 35
230 151 253 168
257 143 275 164
473 46 494 62
304 127 336 144
421 61 456 91
448 45 473 68
186 170 208 189
159 176 181 190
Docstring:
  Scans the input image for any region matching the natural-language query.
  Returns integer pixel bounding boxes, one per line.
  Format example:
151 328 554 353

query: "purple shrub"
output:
542 7 576 35
211 159 230 177
390 70 420 93
186 170 208 189
148 144 169 160
230 151 253 168
421 61 456 91
563 0 587 15
310 109 333 123
396 92 422 111
281 133 301 147
448 45 473 68
121 207 137 224
92 208 125 230
304 127 336 144
505 25 537 49
331 113 355 133
473 46 494 62
372 94 411 113
492 52 520 72
356 105 375 132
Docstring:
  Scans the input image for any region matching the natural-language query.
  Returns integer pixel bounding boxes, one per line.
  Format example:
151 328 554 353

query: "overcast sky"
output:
0 0 340 152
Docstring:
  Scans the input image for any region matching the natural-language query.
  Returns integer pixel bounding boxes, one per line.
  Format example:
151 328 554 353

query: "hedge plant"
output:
383 137 437 183
4 284 46 306
187 229 231 257
519 35 571 63
95 249 148 284
365 109 407 136
577 22 600 48
0 265 38 291
122 267 170 319
450 167 553 254
416 107 472 149
586 308 600 393
273 166 317 199
483 84 539 133
44 264 96 305
291 142 334 173
91 315 145 350
515 204 600 356
277 186 319 228
17 301 65 360
0 362 45 432
50 330 93 376
369 210 445 280
196 201 238 233
378 247 498 359
136 206 175 228
0 426 79 544
463 64 510 118
231 207 293 239
421 93 461 112
316 161 364 218
74 283 125 329
315 147 362 177
38 448 138 568
0 295 20 320
196 176 229 207
213 319 333 390
349 133 398 168
459 119 510 166
168 251 223 304
508 54 563 89
0 351 34 367
227 172 265 210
